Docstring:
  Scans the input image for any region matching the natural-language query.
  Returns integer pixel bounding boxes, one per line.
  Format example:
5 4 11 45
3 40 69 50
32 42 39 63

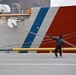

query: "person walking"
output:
49 34 64 58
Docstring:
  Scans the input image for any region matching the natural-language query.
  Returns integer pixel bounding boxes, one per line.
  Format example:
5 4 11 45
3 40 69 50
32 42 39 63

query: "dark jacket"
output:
50 35 64 47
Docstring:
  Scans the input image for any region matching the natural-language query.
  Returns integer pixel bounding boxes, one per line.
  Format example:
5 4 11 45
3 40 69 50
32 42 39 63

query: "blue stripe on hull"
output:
20 7 49 53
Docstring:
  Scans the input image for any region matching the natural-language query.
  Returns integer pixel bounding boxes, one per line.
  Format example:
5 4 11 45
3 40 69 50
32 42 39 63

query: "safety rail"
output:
0 48 76 52
12 48 76 51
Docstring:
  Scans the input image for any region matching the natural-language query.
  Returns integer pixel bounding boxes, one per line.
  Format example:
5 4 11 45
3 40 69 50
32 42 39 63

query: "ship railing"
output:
0 48 76 53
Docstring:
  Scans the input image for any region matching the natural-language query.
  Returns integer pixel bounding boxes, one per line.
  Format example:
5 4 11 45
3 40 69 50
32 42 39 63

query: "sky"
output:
51 0 76 7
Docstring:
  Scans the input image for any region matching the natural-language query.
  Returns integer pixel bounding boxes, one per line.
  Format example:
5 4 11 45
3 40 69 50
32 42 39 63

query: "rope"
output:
63 39 76 47
0 33 75 48
0 25 75 48
17 25 76 39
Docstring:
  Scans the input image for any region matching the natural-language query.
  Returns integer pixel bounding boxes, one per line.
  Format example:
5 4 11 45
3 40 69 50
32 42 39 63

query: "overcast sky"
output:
51 0 76 7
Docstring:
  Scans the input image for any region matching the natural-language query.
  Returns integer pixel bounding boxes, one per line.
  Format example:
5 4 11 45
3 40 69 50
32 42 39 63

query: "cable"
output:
17 25 76 38
0 34 75 48
0 25 75 48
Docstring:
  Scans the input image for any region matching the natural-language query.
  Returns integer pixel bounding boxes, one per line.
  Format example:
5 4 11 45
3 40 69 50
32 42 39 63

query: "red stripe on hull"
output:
37 6 76 53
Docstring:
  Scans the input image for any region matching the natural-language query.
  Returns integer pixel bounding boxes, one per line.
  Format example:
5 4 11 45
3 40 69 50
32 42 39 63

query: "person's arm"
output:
45 35 57 40
44 35 53 38
49 35 56 40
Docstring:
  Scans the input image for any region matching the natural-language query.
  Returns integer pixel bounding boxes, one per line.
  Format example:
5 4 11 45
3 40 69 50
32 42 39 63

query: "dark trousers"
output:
55 45 62 57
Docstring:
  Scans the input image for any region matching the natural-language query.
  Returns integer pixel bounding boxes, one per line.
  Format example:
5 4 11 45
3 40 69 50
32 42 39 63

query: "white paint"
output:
7 19 18 28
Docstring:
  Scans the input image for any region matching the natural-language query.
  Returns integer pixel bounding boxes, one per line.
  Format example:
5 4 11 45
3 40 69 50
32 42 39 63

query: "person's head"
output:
59 34 62 38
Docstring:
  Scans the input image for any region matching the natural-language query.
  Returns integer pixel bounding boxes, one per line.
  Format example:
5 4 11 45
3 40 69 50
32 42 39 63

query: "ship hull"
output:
0 6 76 53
